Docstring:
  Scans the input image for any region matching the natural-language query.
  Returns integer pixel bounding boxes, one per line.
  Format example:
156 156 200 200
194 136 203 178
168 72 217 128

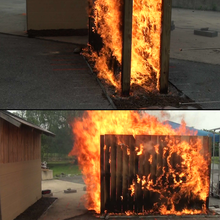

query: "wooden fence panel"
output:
100 135 211 215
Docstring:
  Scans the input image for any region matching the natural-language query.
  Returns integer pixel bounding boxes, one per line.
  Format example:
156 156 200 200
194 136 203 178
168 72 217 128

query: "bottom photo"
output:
0 110 220 220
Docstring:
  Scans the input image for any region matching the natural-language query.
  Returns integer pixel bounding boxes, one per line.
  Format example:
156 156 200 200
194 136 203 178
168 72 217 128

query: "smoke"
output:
144 111 205 130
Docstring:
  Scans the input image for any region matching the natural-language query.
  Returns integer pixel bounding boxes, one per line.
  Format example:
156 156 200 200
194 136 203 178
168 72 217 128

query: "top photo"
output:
0 0 220 109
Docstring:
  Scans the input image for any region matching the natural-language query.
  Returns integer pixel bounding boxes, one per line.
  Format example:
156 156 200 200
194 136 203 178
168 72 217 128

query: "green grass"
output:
47 162 82 177
212 156 219 164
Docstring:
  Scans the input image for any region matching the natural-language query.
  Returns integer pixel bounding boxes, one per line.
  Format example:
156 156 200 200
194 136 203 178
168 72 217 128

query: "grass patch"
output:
47 162 82 177
212 156 219 164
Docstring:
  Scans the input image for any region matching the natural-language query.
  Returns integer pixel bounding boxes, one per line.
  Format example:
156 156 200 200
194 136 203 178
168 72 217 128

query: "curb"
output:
83 56 117 109
0 31 87 47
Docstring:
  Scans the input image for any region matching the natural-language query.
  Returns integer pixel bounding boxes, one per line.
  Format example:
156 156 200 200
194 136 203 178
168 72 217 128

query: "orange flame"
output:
87 0 162 92
68 111 205 215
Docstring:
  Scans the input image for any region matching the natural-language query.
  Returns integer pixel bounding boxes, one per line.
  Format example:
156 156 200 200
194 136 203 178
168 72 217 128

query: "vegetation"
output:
13 110 85 161
47 161 82 177
212 156 219 164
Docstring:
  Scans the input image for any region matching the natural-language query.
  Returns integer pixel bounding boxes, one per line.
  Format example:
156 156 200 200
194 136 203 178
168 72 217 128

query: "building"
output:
26 0 88 37
0 111 55 220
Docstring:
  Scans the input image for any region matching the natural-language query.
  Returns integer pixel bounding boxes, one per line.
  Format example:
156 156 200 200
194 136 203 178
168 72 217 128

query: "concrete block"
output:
42 193 53 197
194 29 218 37
41 169 53 180
64 189 77 193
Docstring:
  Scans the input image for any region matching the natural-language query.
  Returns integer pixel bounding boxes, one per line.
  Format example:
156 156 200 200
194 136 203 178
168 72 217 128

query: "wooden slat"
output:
0 119 4 163
122 136 129 212
17 128 23 162
104 135 111 212
110 135 117 212
121 0 133 96
23 127 28 161
2 121 9 163
29 130 33 160
8 124 14 163
32 131 37 160
181 135 190 179
134 137 141 213
116 138 123 213
138 136 151 211
159 0 172 93
128 135 135 212
100 135 105 214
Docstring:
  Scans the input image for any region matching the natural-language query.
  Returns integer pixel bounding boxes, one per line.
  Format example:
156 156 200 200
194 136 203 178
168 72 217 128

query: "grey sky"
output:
146 111 220 131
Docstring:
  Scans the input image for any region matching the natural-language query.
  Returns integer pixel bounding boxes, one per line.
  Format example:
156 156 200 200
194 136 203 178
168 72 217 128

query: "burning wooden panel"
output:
88 0 172 93
100 135 211 215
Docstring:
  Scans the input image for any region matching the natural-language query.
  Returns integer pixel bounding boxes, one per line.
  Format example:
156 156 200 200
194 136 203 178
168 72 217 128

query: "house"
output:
0 111 55 220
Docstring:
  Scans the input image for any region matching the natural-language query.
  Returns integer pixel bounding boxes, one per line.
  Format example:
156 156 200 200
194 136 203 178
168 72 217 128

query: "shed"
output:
26 0 88 37
0 111 55 220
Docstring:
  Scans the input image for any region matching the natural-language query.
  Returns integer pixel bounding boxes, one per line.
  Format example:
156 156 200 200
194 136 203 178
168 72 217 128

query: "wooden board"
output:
121 0 133 96
159 0 172 93
2 121 9 163
116 138 123 212
100 135 105 213
0 119 4 163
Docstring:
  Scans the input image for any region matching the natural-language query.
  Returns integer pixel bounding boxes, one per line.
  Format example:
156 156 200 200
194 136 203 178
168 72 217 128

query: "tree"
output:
13 110 84 160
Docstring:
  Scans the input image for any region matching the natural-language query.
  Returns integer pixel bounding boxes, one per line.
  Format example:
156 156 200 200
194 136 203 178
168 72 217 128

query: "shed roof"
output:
0 111 55 137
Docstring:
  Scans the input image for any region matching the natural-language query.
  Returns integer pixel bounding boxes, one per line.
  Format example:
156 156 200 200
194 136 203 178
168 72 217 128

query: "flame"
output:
68 111 209 215
148 155 153 164
87 0 162 92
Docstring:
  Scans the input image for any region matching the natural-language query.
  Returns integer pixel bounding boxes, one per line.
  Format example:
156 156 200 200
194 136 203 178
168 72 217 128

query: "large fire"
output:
86 0 162 92
69 111 210 215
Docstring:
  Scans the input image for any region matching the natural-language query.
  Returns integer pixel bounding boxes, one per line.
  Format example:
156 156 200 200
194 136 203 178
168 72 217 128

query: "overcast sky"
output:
146 110 220 131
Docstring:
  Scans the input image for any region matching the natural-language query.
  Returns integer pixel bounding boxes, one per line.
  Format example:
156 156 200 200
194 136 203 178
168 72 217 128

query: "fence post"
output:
121 0 133 96
159 0 172 93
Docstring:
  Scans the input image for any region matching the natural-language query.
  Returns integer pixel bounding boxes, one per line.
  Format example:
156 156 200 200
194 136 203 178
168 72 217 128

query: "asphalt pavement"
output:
1 0 220 109
169 59 220 109
0 34 113 109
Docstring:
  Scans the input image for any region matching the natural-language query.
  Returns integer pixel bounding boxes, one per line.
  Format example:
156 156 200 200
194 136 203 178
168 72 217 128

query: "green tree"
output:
13 110 84 161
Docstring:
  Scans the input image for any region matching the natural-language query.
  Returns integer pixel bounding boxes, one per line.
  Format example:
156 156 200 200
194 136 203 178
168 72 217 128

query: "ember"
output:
68 111 211 215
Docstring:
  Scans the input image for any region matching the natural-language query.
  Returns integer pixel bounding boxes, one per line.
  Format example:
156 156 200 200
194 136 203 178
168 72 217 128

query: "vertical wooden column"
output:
159 0 172 94
121 0 133 96
100 135 105 214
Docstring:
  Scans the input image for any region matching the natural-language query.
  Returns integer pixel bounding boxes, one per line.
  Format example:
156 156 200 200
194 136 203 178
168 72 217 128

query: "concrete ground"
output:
170 9 220 109
40 175 220 220
0 0 113 109
40 179 87 220
1 0 220 109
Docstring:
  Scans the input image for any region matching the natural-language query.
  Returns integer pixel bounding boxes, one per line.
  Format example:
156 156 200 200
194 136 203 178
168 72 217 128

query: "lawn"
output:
212 156 219 164
47 161 82 177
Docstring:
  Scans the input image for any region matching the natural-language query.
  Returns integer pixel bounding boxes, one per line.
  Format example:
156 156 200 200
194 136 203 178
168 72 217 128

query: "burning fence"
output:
100 135 211 215
68 111 212 215
87 0 172 95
